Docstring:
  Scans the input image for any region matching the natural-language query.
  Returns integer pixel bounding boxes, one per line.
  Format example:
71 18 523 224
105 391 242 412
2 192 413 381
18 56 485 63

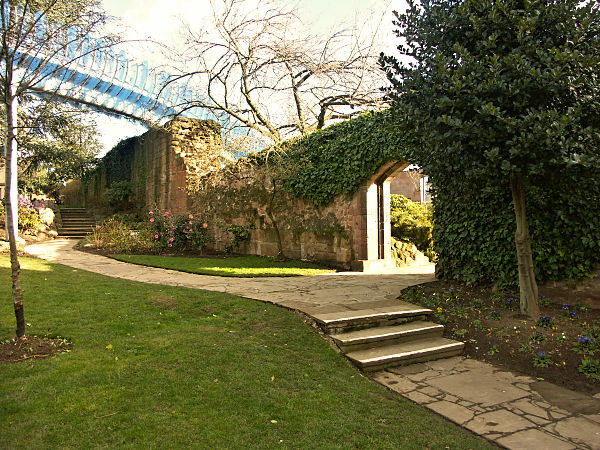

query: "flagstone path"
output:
25 239 600 449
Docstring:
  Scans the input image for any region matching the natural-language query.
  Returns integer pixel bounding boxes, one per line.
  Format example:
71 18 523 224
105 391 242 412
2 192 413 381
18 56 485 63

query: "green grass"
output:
109 254 336 277
0 257 492 449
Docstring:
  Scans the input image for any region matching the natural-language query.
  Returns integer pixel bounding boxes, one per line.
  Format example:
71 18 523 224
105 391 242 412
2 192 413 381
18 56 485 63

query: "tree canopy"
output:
17 99 101 193
380 0 600 316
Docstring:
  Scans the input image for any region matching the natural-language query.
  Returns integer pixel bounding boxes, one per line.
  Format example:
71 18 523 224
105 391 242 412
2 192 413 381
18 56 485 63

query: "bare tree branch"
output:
163 0 387 145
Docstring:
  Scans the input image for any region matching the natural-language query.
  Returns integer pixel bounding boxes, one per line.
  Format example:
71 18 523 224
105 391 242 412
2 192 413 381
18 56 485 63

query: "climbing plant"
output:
261 109 415 206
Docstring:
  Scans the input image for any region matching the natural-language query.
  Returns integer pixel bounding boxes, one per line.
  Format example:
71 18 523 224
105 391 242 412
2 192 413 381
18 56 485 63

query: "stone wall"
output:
190 159 408 270
189 164 358 268
68 117 407 270
67 118 222 214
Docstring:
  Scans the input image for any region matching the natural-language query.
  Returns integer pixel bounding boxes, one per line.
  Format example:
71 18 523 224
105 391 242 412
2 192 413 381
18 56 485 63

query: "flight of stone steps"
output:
57 208 96 239
311 300 464 372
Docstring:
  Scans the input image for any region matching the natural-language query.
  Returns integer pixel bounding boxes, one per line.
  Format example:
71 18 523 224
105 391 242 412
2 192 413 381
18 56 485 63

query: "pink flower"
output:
169 237 174 242
163 212 170 217
150 218 155 222
148 211 153 215
189 221 193 225
168 243 172 247
188 214 193 219
154 234 159 239
202 222 208 229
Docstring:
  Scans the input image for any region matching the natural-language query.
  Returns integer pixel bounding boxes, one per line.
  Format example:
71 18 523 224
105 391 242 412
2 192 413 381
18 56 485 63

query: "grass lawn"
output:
0 256 492 449
109 254 336 277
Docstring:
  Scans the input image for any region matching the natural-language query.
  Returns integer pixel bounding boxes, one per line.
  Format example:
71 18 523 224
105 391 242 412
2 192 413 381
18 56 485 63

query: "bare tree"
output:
167 0 388 144
1 0 116 339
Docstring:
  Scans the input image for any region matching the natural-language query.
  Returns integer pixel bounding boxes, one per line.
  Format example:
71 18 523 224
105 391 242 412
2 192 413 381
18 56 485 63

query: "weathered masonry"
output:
66 113 412 271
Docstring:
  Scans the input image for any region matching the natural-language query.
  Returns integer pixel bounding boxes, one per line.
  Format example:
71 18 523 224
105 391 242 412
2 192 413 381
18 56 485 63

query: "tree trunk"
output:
266 179 285 260
4 90 26 339
510 176 540 318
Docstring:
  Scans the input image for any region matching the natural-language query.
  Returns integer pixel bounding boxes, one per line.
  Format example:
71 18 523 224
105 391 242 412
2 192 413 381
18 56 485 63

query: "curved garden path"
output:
24 239 436 316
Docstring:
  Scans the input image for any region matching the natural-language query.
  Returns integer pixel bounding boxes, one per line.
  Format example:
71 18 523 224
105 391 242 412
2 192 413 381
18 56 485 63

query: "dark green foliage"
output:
434 167 600 286
224 224 256 254
381 0 600 286
268 110 414 206
17 99 101 193
390 194 434 259
103 181 133 209
98 137 137 186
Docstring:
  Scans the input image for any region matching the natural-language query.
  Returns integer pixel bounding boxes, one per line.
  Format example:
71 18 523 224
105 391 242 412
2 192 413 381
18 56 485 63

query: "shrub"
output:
147 210 209 253
390 194 434 260
0 200 42 233
18 207 42 233
224 224 255 254
104 181 133 209
86 217 153 253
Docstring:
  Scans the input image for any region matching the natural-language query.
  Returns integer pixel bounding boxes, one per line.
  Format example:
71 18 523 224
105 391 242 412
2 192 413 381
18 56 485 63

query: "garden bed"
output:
400 281 600 396
0 335 72 363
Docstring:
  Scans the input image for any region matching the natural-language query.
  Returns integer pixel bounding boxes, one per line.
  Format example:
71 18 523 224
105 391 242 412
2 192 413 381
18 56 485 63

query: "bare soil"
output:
0 335 72 363
402 276 600 396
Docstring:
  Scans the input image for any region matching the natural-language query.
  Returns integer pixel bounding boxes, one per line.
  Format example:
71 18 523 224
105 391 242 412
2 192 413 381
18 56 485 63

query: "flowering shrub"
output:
533 351 552 368
0 196 42 233
147 210 209 253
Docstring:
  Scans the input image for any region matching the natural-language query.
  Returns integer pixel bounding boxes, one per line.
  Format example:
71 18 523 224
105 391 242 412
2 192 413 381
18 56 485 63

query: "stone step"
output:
62 218 95 225
345 337 464 372
330 321 444 352
58 228 94 234
57 208 95 238
313 304 431 332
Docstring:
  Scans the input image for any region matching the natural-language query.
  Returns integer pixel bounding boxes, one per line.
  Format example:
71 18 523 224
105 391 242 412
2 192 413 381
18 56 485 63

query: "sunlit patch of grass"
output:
110 254 336 277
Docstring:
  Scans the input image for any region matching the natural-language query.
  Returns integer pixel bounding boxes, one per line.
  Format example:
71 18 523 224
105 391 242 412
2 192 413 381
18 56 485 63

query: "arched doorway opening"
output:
350 160 411 272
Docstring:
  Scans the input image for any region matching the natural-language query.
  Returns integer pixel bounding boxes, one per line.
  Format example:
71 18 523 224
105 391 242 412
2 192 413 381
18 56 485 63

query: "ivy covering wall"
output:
258 109 599 286
75 110 599 285
264 109 414 206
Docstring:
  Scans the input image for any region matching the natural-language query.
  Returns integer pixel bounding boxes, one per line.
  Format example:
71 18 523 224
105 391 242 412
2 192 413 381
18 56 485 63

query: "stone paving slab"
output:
23 239 600 449
373 357 600 449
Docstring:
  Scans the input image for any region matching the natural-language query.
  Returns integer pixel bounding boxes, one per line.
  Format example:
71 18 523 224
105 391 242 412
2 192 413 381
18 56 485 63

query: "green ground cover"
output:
110 254 336 277
0 257 491 449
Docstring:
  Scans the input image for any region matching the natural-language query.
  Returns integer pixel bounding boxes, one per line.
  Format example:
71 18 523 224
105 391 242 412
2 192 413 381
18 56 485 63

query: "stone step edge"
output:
313 308 431 327
346 340 464 367
331 322 443 346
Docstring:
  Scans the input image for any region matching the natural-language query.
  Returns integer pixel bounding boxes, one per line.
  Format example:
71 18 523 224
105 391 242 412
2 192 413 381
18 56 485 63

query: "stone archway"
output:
350 160 409 272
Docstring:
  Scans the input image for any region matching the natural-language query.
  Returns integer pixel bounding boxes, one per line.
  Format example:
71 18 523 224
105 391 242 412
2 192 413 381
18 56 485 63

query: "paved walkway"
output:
25 239 600 449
